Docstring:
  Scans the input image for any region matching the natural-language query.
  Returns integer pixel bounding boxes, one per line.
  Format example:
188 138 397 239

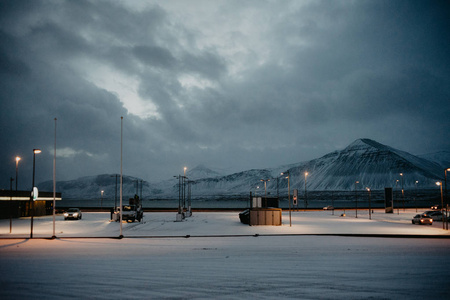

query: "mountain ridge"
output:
38 138 447 199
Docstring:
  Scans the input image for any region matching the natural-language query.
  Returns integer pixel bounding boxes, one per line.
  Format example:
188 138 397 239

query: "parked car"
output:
426 211 443 221
323 206 334 210
431 204 441 210
64 208 82 220
412 214 433 225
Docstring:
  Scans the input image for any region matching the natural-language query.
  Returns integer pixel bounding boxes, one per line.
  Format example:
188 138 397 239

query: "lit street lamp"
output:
9 177 14 233
414 180 419 212
395 179 399 215
101 190 104 209
400 173 404 211
30 148 41 239
355 181 359 218
436 182 444 230
304 172 308 209
445 168 450 229
366 187 371 220
183 167 187 210
15 156 21 191
12 156 20 234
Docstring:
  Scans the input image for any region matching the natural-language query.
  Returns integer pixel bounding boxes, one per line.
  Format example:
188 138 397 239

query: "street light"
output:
15 156 21 191
366 187 371 220
304 172 309 209
400 173 404 211
12 156 20 234
415 180 419 212
183 167 187 210
281 172 291 227
445 168 450 229
101 190 104 209
30 148 41 239
174 175 181 213
436 182 444 230
9 177 14 233
355 181 359 218
395 179 399 215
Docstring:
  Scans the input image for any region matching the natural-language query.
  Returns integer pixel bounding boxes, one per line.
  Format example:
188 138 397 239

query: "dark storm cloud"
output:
0 0 449 189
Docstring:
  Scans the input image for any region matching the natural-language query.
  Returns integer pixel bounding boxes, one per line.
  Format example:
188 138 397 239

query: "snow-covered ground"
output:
1 209 449 299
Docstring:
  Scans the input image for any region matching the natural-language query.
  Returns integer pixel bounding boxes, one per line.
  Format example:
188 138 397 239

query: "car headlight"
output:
64 213 68 217
73 213 78 217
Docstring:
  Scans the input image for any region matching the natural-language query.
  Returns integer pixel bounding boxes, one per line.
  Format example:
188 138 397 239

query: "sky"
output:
1 0 449 190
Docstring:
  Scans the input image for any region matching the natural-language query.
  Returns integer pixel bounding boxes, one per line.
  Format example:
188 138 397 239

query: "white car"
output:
411 214 432 225
64 208 82 220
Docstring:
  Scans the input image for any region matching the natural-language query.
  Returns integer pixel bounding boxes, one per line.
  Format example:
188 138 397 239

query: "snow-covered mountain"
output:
185 164 224 180
188 138 444 195
280 138 443 191
39 139 446 199
419 151 450 170
38 174 149 200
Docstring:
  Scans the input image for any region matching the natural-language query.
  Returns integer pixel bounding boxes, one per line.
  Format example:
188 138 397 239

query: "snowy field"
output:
1 209 449 299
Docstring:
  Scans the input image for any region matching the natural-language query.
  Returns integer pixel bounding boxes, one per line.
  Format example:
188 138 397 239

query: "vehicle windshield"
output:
122 205 135 211
67 208 79 212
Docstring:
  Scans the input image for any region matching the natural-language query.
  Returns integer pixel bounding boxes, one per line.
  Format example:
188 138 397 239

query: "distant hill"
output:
39 138 445 199
418 151 450 170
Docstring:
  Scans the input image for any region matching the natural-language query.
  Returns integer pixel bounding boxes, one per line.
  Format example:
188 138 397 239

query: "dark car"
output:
412 214 433 225
431 205 441 210
425 211 443 221
64 208 82 220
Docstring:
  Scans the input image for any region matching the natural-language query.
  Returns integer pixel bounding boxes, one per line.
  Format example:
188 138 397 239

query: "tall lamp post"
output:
400 173 404 211
119 116 123 238
436 182 444 230
414 180 419 212
30 148 41 239
445 168 450 229
366 187 371 220
355 181 359 218
183 167 187 211
395 179 399 215
12 156 21 234
174 176 180 212
101 190 104 209
304 172 308 209
52 117 57 239
445 168 449 204
281 172 291 227
15 156 21 191
9 177 14 233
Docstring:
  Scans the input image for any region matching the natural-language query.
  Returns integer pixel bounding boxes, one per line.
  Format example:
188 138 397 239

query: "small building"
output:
0 190 62 219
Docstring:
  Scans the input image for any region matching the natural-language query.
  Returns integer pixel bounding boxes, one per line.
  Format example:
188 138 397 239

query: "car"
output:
412 214 433 225
431 204 441 210
426 211 443 221
64 208 82 220
323 206 334 210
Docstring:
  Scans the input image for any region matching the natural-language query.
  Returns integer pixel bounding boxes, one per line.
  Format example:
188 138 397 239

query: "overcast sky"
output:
1 0 449 189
